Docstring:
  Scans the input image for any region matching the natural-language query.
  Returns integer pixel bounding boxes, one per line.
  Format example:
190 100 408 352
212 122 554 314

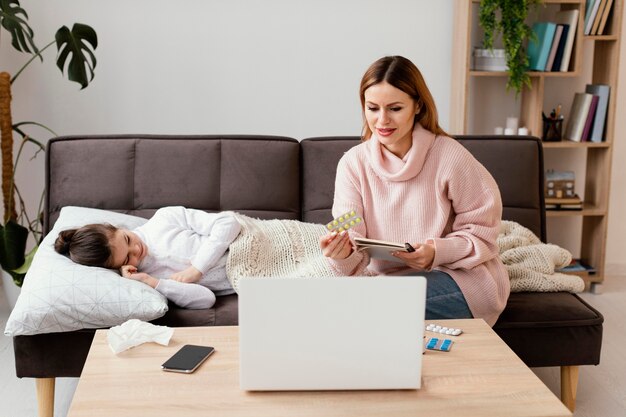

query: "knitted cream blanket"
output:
226 214 584 293
498 220 584 293
226 213 333 291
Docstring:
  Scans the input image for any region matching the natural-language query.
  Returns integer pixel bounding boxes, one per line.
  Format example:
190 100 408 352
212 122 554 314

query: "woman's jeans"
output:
402 269 473 320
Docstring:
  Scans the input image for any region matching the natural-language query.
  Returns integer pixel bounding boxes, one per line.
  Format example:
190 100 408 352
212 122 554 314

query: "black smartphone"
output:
161 344 215 373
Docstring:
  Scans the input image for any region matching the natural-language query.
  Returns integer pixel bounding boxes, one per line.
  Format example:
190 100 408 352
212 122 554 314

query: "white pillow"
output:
4 206 168 336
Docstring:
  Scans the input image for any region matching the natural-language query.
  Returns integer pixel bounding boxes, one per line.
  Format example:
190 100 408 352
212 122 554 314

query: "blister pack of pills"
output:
326 210 363 233
425 337 454 352
426 323 463 336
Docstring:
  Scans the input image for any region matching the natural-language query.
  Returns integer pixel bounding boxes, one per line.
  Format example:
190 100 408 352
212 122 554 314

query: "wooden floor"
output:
1 277 625 417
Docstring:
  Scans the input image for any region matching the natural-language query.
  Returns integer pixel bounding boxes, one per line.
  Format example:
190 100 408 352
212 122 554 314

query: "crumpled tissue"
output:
107 319 174 354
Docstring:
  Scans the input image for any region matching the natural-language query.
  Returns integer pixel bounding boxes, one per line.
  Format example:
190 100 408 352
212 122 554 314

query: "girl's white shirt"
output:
132 206 241 309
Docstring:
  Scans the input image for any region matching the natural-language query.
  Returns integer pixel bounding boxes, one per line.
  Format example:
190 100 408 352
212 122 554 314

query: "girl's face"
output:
109 229 148 268
364 81 418 158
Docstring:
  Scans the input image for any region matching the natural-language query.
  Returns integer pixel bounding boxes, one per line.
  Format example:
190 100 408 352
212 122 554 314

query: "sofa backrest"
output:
45 135 301 232
46 134 545 242
300 135 546 242
300 137 359 225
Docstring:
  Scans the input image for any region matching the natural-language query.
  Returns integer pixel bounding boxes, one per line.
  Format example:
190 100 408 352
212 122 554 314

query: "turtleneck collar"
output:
365 123 437 182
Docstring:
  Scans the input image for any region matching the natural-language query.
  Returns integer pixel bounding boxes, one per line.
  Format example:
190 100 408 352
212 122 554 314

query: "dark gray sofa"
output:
15 134 602 416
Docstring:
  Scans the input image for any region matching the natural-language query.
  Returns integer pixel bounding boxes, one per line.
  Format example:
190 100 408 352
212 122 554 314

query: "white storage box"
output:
473 48 508 71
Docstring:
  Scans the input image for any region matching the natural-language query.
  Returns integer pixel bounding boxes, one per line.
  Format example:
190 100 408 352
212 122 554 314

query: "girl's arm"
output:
154 280 216 309
121 265 216 309
170 265 203 283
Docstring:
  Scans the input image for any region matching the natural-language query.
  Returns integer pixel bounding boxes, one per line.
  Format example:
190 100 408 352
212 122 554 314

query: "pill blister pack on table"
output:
425 337 454 352
426 323 463 336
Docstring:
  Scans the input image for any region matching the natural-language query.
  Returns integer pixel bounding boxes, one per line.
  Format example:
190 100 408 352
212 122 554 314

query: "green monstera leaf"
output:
55 23 98 89
13 244 38 275
0 219 28 286
0 0 38 55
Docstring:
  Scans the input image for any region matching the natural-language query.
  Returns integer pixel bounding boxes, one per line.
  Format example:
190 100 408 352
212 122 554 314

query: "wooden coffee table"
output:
68 319 571 417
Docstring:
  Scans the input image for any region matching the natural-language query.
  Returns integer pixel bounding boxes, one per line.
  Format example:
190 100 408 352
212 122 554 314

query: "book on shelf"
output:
564 93 594 141
585 0 602 35
591 0 609 35
551 24 570 71
354 237 414 263
597 0 615 34
581 94 599 141
556 259 596 276
527 22 556 71
554 9 579 72
584 0 596 29
585 84 611 142
545 195 583 210
545 24 564 71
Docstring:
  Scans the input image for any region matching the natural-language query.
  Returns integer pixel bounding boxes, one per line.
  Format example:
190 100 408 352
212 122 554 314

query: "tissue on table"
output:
107 319 174 354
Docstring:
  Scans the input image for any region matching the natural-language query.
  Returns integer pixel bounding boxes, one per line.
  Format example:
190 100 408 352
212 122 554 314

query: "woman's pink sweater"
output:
327 123 509 326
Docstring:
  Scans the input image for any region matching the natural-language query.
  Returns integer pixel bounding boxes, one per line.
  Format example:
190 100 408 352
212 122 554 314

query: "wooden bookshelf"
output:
451 0 623 287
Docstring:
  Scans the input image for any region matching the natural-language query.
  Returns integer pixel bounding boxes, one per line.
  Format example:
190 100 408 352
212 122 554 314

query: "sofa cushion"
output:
152 294 238 327
45 135 302 230
494 292 603 367
14 330 97 378
301 137 360 224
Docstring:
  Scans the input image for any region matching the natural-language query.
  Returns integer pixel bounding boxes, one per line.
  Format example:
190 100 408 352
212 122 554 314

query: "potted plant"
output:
478 0 540 95
0 0 97 306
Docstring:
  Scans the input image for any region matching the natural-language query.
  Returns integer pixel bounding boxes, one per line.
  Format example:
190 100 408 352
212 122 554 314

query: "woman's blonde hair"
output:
359 56 447 140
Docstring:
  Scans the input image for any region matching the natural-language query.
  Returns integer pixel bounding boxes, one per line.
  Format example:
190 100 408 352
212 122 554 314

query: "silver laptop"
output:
238 276 426 391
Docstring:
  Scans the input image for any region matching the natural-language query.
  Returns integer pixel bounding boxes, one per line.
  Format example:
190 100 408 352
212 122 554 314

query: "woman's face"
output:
109 229 148 268
364 81 418 158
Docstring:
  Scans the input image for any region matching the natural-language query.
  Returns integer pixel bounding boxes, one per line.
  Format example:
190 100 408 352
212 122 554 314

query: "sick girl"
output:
55 206 241 309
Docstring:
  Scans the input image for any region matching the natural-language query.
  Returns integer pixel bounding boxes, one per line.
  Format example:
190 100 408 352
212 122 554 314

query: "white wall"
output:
2 0 453 137
1 0 453 245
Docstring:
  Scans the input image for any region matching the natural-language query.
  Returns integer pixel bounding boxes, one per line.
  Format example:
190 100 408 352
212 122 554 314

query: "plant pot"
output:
472 48 508 71
1 269 21 310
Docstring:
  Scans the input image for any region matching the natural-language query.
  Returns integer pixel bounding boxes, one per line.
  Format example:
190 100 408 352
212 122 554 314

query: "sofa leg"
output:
36 378 55 417
560 365 579 412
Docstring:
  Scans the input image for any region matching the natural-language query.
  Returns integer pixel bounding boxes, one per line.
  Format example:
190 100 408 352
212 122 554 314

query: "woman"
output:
55 206 241 309
319 56 509 326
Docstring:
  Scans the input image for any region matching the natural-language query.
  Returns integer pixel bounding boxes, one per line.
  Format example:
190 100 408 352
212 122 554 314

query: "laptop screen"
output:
238 276 426 390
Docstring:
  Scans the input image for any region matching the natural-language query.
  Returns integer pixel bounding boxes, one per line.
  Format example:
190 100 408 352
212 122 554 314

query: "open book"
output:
354 237 415 263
